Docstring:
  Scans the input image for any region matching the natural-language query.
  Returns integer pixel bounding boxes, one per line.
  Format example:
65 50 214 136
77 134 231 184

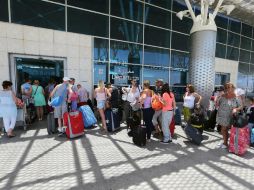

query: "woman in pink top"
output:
159 83 176 144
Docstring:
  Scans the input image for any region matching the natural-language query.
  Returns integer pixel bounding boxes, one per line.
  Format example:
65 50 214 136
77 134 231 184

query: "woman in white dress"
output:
0 81 17 137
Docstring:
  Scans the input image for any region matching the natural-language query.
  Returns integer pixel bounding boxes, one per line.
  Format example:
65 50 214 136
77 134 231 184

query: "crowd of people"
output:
0 77 253 150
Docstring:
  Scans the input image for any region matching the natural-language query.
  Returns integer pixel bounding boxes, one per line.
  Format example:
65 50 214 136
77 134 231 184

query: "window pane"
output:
237 62 249 90
241 23 252 38
241 36 251 50
110 63 141 85
68 8 109 37
171 50 189 69
110 63 128 85
171 86 186 102
171 32 190 52
94 62 108 84
145 4 171 29
51 0 65 4
110 40 143 64
253 40 254 51
227 32 240 47
215 14 228 29
0 0 8 22
172 0 187 12
94 38 109 61
68 0 109 14
251 52 254 64
216 43 226 59
146 0 172 10
217 28 227 44
239 50 250 63
110 17 143 43
248 64 254 95
226 46 239 61
228 19 241 33
143 66 169 85
144 46 170 67
11 0 65 31
170 68 187 86
111 0 143 22
144 26 171 48
172 13 192 34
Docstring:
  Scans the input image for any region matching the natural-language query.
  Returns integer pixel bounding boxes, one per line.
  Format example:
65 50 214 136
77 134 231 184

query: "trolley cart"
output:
16 106 29 130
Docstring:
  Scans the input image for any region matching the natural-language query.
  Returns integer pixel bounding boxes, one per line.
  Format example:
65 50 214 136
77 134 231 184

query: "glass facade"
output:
1 0 254 98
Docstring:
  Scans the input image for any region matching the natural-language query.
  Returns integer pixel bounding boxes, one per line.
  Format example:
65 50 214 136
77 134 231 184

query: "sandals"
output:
7 134 15 138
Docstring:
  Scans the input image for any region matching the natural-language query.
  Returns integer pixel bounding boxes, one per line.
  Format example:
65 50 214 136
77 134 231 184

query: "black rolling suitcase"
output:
47 112 58 134
132 125 146 147
105 108 121 132
184 124 203 145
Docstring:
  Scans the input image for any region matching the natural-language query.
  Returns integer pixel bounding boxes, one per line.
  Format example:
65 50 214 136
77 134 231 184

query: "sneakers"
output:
160 139 172 144
217 143 227 149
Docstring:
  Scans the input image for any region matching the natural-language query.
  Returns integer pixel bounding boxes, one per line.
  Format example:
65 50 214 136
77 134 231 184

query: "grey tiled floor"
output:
0 120 254 190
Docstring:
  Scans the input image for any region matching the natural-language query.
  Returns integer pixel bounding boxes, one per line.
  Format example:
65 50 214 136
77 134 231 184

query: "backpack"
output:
110 86 122 108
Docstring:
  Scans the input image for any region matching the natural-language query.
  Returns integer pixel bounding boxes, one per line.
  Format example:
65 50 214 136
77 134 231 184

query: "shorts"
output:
54 103 67 118
97 100 105 109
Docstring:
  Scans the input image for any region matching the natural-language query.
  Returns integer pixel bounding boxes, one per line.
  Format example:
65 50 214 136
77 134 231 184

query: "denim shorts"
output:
97 100 105 109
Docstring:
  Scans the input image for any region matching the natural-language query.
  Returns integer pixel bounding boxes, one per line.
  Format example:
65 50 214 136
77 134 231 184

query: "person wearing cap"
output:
50 77 70 135
32 80 46 121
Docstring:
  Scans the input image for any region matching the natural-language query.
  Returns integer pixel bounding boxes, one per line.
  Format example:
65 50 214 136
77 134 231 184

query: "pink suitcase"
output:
229 125 250 156
63 111 84 139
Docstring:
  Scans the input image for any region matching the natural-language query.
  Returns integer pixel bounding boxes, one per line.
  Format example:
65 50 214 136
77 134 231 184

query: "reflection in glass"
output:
215 14 228 29
228 19 241 33
251 52 254 64
144 26 171 48
110 17 143 43
216 43 226 59
217 28 227 44
146 0 172 10
172 0 187 13
11 0 65 31
143 66 169 85
241 23 252 38
68 8 109 37
240 36 251 50
239 50 250 63
171 50 189 69
170 69 187 86
144 46 170 67
94 62 108 85
227 46 239 61
0 0 8 22
171 32 190 51
94 38 109 61
145 4 171 29
237 62 249 90
111 0 143 22
68 0 109 13
110 40 142 64
227 32 240 47
248 64 254 95
110 63 141 85
172 13 192 34
215 73 230 86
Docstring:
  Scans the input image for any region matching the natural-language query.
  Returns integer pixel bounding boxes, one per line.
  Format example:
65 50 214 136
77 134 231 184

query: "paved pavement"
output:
0 120 254 190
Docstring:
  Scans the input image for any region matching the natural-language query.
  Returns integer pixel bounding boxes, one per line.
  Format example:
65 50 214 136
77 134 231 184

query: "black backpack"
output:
110 86 122 108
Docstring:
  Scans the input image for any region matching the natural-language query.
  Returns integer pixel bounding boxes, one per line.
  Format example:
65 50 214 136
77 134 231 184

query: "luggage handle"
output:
67 114 74 137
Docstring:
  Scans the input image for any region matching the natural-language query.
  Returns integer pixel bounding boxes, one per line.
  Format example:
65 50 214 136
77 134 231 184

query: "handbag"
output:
232 113 248 128
48 85 67 107
152 96 163 111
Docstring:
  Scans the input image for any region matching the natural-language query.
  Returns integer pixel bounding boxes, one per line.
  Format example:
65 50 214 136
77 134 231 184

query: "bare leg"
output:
98 109 107 130
221 126 228 146
36 107 40 121
39 106 44 120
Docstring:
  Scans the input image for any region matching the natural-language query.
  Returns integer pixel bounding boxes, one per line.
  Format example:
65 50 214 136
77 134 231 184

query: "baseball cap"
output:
156 79 163 82
63 77 70 82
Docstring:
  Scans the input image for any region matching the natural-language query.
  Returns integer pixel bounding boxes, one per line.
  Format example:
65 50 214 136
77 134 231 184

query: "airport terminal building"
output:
0 0 253 101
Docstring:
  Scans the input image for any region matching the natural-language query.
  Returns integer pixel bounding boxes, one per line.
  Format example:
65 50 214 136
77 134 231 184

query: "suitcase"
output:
132 125 146 147
184 124 202 145
79 105 97 128
229 125 250 155
105 108 121 132
47 112 58 134
63 111 84 139
174 107 182 125
169 117 175 136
